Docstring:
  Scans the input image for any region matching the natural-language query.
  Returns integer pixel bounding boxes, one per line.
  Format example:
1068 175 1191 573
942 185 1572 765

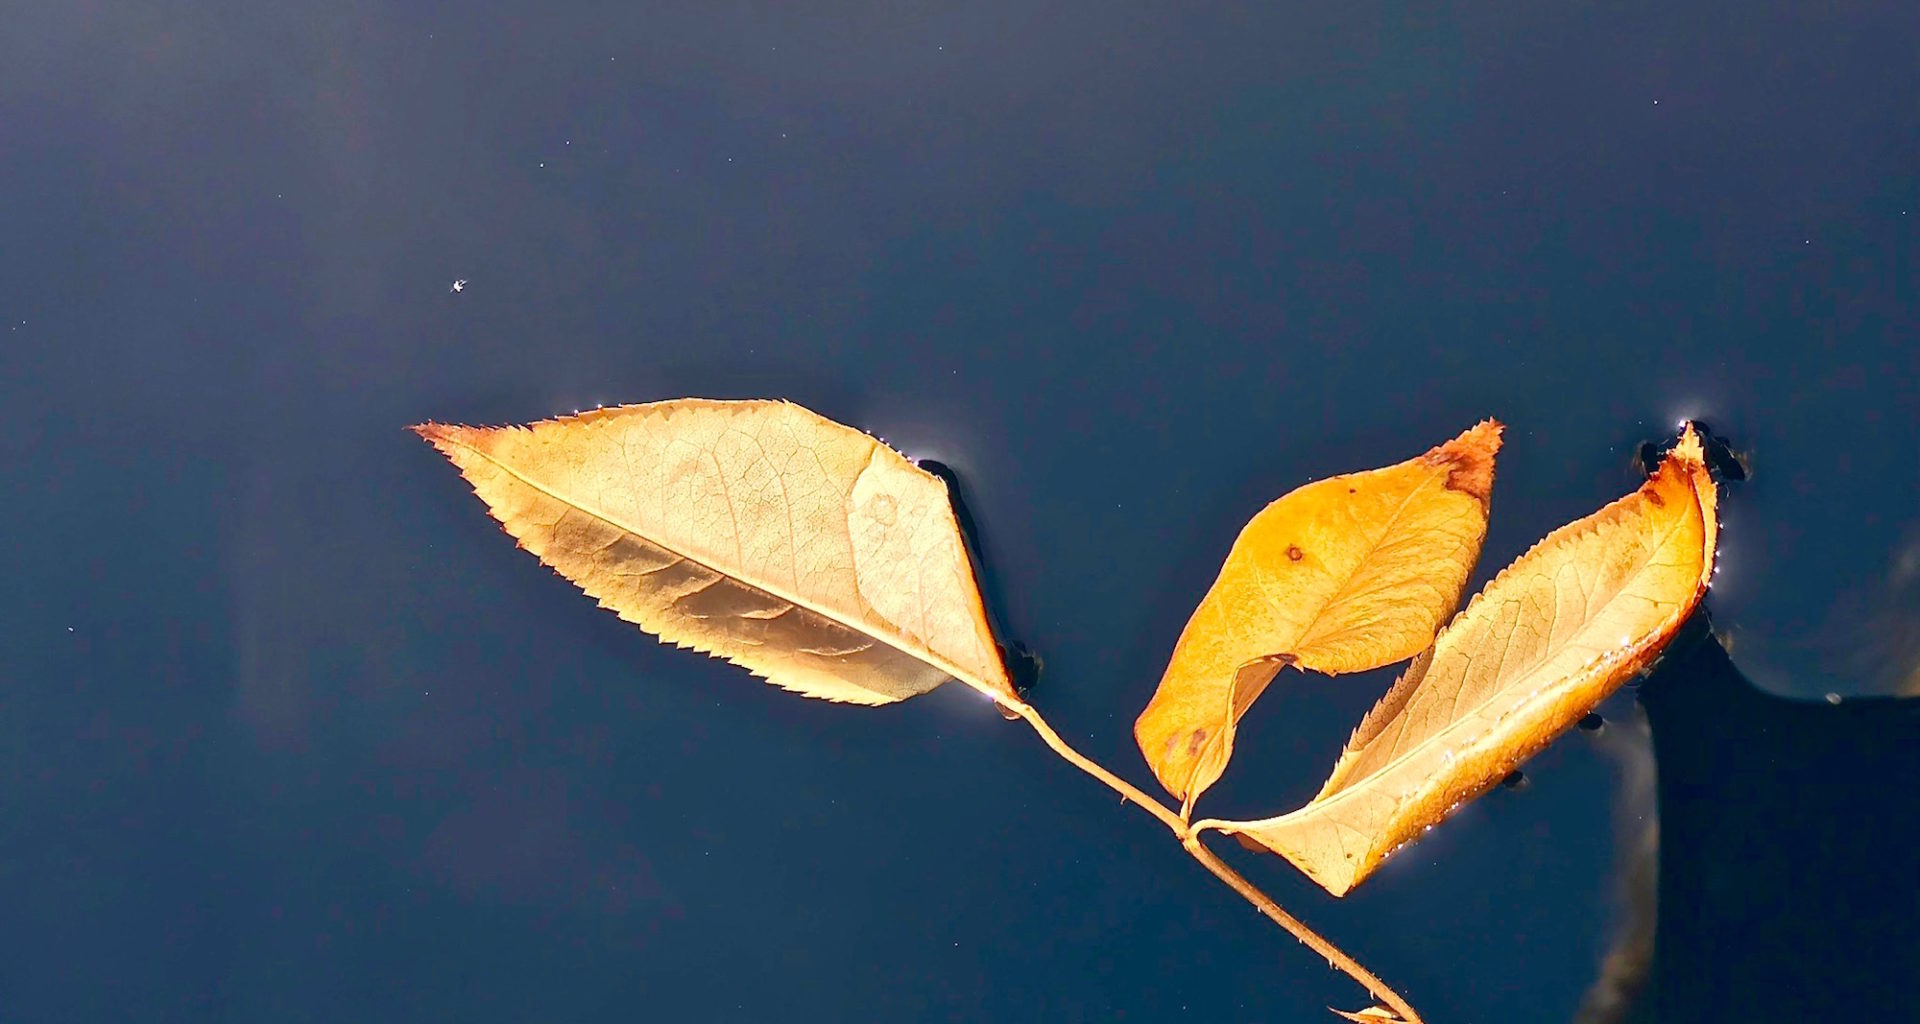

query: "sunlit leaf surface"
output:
1333 1007 1410 1023
1135 423 1502 810
415 399 1014 706
1213 427 1718 896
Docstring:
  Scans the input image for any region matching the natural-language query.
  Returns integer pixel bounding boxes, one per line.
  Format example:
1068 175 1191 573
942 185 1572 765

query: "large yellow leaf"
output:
1209 427 1719 896
1134 422 1503 811
413 399 1015 706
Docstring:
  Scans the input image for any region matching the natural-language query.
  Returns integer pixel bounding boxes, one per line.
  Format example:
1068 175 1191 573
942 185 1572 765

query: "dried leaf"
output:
414 399 1015 706
1134 422 1503 810
1333 1008 1409 1023
1210 427 1719 896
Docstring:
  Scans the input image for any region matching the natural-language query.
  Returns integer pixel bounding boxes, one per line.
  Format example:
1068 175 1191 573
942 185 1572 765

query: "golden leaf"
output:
1209 427 1719 896
1134 422 1503 811
413 399 1015 706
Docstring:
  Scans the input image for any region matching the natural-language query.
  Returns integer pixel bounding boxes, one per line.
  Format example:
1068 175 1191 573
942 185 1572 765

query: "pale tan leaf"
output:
414 399 1014 706
1333 1007 1408 1023
1134 422 1503 810
1209 427 1719 896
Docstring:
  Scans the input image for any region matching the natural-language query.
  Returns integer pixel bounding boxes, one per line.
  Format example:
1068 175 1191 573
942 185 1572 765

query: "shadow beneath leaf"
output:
919 459 1042 696
1616 614 1920 1022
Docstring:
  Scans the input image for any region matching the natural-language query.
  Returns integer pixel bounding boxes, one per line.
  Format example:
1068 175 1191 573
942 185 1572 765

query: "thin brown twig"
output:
1007 699 1187 835
1000 697 1425 1023
1183 833 1425 1024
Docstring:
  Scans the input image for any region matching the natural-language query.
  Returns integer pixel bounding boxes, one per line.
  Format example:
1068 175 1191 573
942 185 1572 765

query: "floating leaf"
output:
1134 422 1502 811
414 399 1015 706
1333 1008 1409 1023
1209 427 1718 896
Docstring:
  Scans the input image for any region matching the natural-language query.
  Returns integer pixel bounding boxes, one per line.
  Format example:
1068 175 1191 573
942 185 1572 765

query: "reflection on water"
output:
1854 530 1920 696
1635 617 1920 1021
1639 421 1916 701
1768 526 1920 701
1573 705 1657 1024
1575 425 1920 1018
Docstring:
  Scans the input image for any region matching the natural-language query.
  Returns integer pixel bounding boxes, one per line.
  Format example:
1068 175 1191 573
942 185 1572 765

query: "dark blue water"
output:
4 3 1915 1021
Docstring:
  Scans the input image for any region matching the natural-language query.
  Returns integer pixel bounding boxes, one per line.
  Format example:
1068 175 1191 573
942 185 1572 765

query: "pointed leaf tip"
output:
410 421 493 456
1423 419 1502 506
1134 423 1502 809
1672 420 1707 464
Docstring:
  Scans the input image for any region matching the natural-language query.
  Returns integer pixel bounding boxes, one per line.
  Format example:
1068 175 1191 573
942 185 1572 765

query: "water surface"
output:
4 3 1914 1021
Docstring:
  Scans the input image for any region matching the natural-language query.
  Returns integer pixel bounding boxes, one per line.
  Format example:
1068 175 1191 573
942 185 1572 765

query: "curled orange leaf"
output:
414 399 1014 707
1135 422 1502 811
1208 427 1718 896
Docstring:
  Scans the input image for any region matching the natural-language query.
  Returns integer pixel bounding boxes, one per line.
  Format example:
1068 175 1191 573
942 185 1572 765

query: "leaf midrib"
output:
1187 469 1457 803
441 432 983 691
1260 493 1697 824
1289 469 1450 659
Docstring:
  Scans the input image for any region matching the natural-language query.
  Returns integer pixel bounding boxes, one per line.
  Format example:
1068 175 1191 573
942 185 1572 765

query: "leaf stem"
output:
1004 699 1188 836
1181 832 1426 1024
1002 697 1425 1024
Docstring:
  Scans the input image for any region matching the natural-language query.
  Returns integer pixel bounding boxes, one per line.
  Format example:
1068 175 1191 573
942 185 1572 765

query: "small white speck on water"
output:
1825 692 1843 705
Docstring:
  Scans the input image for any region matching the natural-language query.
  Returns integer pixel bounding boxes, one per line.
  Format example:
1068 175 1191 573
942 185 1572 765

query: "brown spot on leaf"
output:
1420 420 1503 507
1646 490 1666 507
1287 545 1305 562
1185 729 1209 757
